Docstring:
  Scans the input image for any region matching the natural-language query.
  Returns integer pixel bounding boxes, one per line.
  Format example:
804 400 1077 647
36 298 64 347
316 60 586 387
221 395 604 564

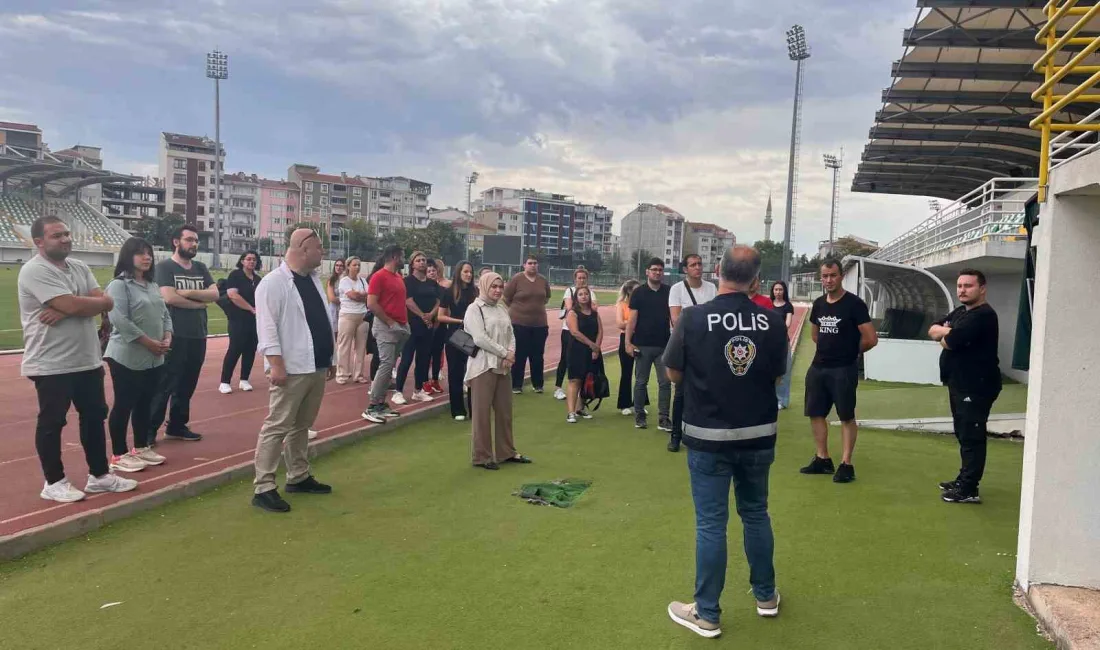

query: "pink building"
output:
259 179 300 253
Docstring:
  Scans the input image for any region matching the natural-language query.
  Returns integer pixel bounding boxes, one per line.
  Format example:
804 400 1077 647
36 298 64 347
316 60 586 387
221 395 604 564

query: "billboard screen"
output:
482 234 523 266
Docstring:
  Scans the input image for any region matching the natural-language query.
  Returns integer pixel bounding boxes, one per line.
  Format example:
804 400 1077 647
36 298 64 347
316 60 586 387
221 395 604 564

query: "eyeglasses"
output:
647 267 663 273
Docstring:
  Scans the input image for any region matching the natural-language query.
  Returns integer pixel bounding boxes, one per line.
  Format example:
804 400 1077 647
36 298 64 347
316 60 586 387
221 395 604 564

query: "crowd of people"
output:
17 218 1003 639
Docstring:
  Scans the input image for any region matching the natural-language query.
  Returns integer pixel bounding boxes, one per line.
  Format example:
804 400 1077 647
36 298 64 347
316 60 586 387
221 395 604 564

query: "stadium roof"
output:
853 0 1100 200
0 147 140 196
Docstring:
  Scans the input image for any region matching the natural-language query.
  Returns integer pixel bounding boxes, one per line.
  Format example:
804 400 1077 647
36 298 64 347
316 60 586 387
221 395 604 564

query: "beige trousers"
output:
336 312 368 382
470 370 517 465
253 370 327 494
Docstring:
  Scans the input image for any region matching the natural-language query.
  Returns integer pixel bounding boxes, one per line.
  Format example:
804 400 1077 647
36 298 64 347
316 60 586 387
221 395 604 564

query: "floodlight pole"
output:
780 26 810 282
206 50 228 269
464 171 478 259
824 150 842 252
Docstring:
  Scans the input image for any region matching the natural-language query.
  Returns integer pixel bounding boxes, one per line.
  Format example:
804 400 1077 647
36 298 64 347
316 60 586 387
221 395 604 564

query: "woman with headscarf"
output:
464 272 532 470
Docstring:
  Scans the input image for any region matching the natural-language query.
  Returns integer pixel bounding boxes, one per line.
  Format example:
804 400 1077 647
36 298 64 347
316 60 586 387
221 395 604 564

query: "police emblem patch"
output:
724 335 756 377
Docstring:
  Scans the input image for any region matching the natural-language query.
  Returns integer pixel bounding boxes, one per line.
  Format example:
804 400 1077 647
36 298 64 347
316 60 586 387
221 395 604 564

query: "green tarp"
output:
515 479 592 508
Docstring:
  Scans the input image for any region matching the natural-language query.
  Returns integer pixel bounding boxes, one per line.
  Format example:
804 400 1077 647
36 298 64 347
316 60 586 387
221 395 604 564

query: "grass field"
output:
0 326 1046 649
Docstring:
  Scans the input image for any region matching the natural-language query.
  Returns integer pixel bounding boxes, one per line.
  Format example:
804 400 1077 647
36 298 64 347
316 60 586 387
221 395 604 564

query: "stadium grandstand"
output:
0 121 144 264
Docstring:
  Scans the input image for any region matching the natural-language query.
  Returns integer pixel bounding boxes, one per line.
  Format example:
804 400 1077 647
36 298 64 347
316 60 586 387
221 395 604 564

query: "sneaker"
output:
109 453 147 473
566 413 578 424
252 489 291 513
164 429 203 442
286 475 332 494
799 455 835 475
218 383 232 394
533 387 544 394
621 408 633 416
756 592 781 617
84 473 138 494
40 478 85 503
239 380 254 392
411 390 434 402
635 418 648 430
132 447 166 466
667 438 681 453
778 401 787 410
833 462 856 483
939 480 957 491
429 380 444 394
378 404 401 418
578 409 593 420
553 387 566 400
667 601 721 639
454 415 467 422
307 429 318 440
512 388 523 395
658 418 673 432
361 405 387 424
942 488 981 504
391 392 408 406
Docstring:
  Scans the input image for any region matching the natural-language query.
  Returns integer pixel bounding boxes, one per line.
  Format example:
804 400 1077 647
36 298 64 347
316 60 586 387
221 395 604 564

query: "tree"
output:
578 249 604 273
629 249 655 276
606 252 624 276
134 213 185 249
421 221 465 265
257 237 275 256
752 240 790 282
345 218 378 260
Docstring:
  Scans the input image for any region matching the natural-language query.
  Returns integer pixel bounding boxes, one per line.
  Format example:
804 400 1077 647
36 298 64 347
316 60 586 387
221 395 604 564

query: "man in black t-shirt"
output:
929 269 1001 504
801 259 878 483
393 251 440 405
625 258 673 431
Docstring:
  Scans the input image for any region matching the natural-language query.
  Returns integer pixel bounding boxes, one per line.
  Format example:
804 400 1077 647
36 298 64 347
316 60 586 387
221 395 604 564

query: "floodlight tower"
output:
780 25 810 282
206 49 228 268
464 171 479 259
823 149 843 248
928 199 941 215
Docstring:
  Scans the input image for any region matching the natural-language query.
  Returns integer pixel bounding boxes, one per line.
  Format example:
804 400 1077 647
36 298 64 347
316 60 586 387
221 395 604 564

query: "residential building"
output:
286 164 431 238
258 179 300 253
476 187 612 266
427 207 472 223
684 222 736 271
818 233 879 258
452 218 498 253
101 177 166 234
51 145 104 210
222 172 260 253
575 203 614 256
473 207 523 236
0 121 43 157
158 132 225 248
620 203 686 272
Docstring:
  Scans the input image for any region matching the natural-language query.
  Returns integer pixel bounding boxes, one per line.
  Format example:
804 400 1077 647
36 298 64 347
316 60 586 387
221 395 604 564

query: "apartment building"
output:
101 177 166 234
473 207 523 237
221 172 260 253
52 145 104 210
575 203 614 256
620 203 686 271
476 187 612 265
427 207 472 224
258 179 300 253
0 121 43 157
683 222 736 271
158 132 224 247
286 164 431 237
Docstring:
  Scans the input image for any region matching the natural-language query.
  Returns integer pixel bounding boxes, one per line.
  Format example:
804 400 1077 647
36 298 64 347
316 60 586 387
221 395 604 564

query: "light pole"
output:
206 49 228 269
464 171 479 259
823 149 842 255
780 25 810 282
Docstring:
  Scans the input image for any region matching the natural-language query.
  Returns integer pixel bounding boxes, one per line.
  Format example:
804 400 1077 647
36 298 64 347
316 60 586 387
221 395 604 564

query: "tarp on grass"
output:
515 479 592 508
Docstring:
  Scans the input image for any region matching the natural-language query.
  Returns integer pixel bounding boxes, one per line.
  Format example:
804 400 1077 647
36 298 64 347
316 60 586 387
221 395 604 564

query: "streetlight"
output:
206 49 228 268
780 25 810 282
823 150 842 252
464 171 479 259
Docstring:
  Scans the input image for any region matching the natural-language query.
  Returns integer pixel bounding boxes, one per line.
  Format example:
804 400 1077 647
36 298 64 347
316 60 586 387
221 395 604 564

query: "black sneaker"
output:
286 475 332 494
799 456 835 475
942 488 981 504
939 480 957 491
379 404 401 418
512 388 523 395
657 418 673 432
832 463 856 483
252 489 291 513
533 387 544 394
635 418 648 430
164 429 203 442
361 405 386 424
667 438 681 453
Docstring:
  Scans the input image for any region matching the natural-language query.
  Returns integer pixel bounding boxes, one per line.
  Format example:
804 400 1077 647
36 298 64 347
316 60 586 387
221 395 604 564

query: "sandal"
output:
504 455 532 464
474 462 500 470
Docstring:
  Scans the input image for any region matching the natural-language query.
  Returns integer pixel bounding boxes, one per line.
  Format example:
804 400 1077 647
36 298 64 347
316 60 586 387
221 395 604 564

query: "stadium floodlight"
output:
823 151 842 247
465 171 479 259
780 25 811 282
207 50 228 267
786 25 810 61
929 199 941 215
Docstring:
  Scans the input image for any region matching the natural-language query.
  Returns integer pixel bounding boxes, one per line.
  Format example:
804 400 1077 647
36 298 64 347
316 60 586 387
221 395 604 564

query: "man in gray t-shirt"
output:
18 216 138 503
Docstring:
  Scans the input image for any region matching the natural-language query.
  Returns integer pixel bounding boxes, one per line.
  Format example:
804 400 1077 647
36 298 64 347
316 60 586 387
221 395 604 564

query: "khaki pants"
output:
336 313 369 382
470 370 516 465
253 370 327 495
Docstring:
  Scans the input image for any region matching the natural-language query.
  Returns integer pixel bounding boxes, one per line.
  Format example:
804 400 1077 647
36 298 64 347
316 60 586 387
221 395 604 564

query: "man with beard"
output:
18 216 139 502
150 225 219 442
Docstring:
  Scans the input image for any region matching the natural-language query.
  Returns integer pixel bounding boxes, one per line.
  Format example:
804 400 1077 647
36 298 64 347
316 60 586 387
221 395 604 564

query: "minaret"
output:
764 193 774 241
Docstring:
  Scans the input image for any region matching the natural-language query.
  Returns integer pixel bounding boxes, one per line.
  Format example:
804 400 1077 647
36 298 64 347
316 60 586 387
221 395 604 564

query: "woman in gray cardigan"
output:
103 238 173 472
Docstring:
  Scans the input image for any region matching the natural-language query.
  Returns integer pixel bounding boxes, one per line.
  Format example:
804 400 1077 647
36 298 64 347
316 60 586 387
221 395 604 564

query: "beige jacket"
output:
463 298 516 383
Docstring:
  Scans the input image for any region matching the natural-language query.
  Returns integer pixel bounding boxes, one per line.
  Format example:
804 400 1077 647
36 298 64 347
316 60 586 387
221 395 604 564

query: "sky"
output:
0 0 934 255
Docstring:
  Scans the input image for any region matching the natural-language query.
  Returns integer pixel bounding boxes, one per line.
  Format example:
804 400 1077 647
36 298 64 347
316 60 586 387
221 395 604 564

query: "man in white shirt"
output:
251 228 336 513
666 253 717 452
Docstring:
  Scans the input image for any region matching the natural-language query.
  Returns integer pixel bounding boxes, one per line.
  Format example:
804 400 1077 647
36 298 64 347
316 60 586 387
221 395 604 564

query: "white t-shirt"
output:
561 285 599 331
338 276 368 315
668 279 717 309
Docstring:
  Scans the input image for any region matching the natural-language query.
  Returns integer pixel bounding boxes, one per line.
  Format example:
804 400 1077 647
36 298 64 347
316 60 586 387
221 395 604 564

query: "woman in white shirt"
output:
335 257 369 384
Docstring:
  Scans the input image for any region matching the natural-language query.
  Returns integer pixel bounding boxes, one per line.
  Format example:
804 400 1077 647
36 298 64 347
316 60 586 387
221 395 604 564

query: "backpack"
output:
581 357 611 412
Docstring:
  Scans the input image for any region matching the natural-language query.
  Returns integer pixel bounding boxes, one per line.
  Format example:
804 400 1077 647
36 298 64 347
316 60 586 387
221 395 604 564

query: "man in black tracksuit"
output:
929 268 1001 504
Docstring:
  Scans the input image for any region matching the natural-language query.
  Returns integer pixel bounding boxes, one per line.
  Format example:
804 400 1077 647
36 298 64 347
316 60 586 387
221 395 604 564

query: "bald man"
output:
251 228 336 513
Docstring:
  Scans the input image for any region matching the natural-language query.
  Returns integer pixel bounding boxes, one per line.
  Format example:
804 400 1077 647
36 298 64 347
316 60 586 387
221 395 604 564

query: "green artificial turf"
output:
0 321 1047 650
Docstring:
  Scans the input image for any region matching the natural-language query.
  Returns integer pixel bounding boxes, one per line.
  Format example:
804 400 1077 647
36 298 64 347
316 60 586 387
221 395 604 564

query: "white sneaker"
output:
411 390 434 402
85 473 138 494
566 413 578 424
553 388 566 400
218 383 233 394
621 408 633 416
308 429 318 440
40 478 85 503
110 453 147 473
239 380 254 392
391 392 408 406
454 415 467 422
756 592 781 617
133 447 166 466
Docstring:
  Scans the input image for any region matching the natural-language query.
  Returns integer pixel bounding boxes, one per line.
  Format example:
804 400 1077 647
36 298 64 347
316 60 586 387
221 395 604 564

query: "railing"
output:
1031 0 1100 202
871 178 1035 264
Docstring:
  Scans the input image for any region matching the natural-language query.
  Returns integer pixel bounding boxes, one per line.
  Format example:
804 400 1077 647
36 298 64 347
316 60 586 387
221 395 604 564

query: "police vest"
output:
677 292 787 453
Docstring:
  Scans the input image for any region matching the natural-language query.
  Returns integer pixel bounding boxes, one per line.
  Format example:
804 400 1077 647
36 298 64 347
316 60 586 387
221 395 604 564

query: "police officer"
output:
663 245 787 640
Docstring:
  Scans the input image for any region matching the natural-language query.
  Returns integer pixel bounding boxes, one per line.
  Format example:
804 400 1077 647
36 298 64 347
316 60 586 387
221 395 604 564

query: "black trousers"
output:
444 341 472 417
150 336 207 438
671 382 686 442
395 320 433 392
554 328 571 388
430 325 448 381
616 333 649 410
30 367 110 484
511 324 549 391
220 316 257 384
949 388 996 493
106 359 164 454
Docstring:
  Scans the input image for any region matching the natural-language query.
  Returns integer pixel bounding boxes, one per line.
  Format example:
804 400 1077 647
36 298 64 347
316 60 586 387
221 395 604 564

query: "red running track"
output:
0 304 807 542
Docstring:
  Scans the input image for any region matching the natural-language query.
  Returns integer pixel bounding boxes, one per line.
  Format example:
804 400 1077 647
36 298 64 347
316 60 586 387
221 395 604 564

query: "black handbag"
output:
446 305 485 358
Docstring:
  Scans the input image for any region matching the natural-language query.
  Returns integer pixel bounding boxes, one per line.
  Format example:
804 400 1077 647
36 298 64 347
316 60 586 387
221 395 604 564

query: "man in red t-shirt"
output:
363 245 410 422
749 278 774 310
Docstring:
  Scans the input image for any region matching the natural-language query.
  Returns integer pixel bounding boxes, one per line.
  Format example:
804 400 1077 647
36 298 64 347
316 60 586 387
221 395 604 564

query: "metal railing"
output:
1031 0 1100 202
871 178 1035 264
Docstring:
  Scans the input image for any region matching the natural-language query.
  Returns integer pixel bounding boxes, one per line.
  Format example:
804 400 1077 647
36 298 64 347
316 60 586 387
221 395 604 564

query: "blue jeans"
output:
776 349 793 408
688 446 776 624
